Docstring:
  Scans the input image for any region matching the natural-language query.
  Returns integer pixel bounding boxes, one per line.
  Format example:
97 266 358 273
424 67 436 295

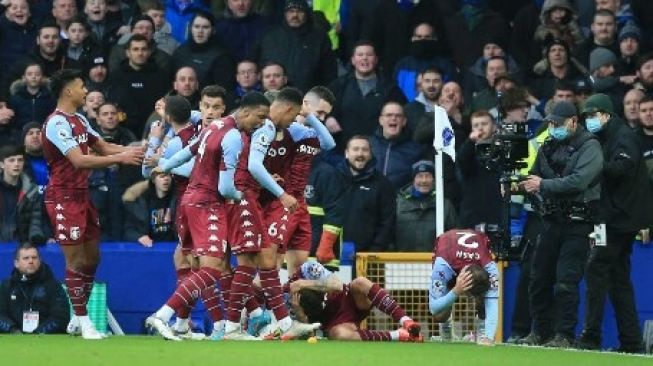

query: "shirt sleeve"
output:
248 120 284 197
299 260 333 281
218 129 242 200
305 114 336 150
44 115 79 156
428 257 456 315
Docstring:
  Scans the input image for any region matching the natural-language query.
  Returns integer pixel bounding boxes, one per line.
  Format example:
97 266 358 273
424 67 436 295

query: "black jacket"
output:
328 71 406 151
369 127 424 191
253 17 337 93
457 138 502 229
0 262 70 334
106 59 170 137
8 82 56 130
336 158 396 252
306 152 346 256
122 180 177 242
0 174 45 244
172 36 235 90
595 117 653 232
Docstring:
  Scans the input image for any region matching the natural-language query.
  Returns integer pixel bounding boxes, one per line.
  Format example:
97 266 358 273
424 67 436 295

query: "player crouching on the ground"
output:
428 229 499 346
287 260 423 342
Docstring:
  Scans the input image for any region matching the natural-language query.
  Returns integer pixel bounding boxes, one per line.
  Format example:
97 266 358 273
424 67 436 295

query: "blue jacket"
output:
214 10 269 61
369 127 424 191
165 0 210 44
393 55 458 102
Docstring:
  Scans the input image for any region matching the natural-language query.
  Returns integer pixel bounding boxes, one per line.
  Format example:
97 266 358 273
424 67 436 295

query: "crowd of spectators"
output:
0 0 652 249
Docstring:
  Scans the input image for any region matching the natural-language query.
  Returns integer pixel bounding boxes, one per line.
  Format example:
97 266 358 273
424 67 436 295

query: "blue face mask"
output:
586 117 603 133
549 126 569 140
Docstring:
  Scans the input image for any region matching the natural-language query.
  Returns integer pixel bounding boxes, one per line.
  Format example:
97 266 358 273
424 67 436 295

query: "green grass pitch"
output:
1 335 651 366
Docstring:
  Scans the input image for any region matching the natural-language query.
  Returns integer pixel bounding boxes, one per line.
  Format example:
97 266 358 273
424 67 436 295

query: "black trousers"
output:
510 212 542 336
582 229 642 347
529 219 592 338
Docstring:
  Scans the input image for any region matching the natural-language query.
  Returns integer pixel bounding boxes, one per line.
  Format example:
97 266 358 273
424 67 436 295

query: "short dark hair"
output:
127 34 150 49
261 61 286 75
420 66 443 77
140 0 164 13
191 9 215 28
470 110 493 122
637 52 653 70
307 86 336 106
67 15 89 31
298 288 326 324
49 69 83 99
485 56 507 72
0 144 25 161
466 264 490 297
164 95 191 123
200 84 227 100
38 19 60 35
14 242 39 260
639 95 653 105
22 62 43 75
500 87 529 111
594 9 616 22
240 91 270 109
352 39 376 53
98 101 118 112
238 58 258 71
554 80 575 93
346 134 370 149
275 87 303 106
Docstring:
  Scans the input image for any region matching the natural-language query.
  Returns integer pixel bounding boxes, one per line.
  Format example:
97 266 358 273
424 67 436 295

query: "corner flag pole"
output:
433 106 455 237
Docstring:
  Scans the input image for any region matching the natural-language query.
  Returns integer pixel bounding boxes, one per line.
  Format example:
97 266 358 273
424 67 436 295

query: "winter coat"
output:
369 127 424 191
214 9 270 61
8 81 56 129
529 60 586 100
172 36 235 91
0 16 37 88
533 0 584 51
85 16 123 55
0 174 45 244
336 159 396 252
510 2 542 71
122 180 177 242
395 185 457 252
153 23 180 56
328 71 406 150
393 51 458 102
594 117 653 232
253 17 337 93
463 55 522 106
105 59 170 137
0 262 70 334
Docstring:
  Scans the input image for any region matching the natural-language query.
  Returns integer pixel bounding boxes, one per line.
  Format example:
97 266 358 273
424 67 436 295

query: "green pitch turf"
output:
1 335 651 366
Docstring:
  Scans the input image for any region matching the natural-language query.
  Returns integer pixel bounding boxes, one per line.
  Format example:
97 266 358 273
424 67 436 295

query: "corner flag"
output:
432 106 456 162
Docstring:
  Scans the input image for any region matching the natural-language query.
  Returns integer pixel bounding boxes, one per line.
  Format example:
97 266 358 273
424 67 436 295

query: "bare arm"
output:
289 274 343 294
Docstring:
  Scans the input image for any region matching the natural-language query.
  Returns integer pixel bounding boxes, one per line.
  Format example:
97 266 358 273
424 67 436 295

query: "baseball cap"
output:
545 101 577 126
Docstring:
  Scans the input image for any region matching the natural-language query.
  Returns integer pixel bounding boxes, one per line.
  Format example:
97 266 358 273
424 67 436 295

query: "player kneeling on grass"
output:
287 260 423 342
428 229 499 345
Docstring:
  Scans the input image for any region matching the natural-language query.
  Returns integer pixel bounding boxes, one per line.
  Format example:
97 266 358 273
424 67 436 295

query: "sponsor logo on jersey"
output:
298 144 320 155
267 147 287 157
70 227 80 241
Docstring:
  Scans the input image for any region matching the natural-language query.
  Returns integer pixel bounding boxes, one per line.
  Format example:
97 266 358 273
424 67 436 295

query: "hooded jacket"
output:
0 174 45 244
0 16 37 88
336 158 396 252
122 180 177 242
534 0 584 50
253 13 337 93
0 262 70 334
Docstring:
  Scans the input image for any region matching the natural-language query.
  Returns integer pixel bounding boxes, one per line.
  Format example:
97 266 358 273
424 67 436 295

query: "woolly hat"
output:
619 21 642 43
581 93 614 115
589 47 617 73
412 160 435 177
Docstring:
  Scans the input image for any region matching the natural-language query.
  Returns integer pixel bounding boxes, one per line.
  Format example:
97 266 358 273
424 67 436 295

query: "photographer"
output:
518 101 603 348
577 93 652 353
